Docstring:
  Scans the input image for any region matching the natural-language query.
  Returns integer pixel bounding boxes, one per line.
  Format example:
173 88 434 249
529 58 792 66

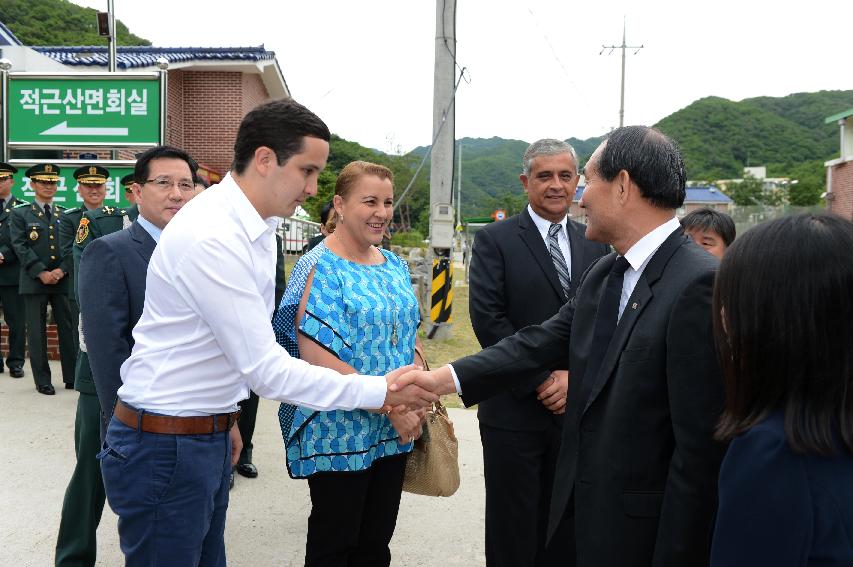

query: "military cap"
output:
73 165 109 185
120 174 136 189
25 163 61 182
0 162 18 180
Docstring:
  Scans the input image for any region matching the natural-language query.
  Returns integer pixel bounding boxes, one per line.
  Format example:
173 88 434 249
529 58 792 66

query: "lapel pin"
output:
631 302 638 310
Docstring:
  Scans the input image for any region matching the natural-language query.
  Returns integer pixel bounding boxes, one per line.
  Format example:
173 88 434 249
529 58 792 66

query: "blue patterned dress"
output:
273 242 420 478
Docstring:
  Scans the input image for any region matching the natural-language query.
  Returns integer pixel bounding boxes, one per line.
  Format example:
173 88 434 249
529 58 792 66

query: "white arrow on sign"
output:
40 121 128 137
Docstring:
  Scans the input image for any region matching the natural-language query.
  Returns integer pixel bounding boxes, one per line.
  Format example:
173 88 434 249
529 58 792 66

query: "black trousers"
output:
237 390 258 464
305 453 407 567
479 422 573 567
0 284 26 369
24 293 75 387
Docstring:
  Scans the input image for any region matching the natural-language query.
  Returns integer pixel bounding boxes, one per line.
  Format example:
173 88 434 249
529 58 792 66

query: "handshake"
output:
379 364 458 410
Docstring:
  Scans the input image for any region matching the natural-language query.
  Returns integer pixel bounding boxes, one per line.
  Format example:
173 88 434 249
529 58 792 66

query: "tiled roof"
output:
0 21 22 46
572 185 732 203
32 45 275 69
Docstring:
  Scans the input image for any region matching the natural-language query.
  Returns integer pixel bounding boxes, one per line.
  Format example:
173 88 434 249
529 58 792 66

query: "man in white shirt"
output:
99 99 436 566
404 126 726 566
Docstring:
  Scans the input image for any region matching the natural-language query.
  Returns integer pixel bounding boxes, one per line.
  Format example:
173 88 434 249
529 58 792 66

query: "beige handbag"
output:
402 348 460 497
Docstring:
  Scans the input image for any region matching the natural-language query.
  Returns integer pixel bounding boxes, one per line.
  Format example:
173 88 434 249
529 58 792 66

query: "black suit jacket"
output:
78 221 155 434
469 209 609 431
454 228 726 566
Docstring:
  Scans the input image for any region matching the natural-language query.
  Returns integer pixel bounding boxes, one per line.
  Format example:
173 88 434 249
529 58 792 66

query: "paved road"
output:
0 360 486 566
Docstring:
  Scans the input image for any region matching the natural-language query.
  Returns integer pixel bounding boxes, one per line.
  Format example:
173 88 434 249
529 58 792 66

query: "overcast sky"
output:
71 0 852 154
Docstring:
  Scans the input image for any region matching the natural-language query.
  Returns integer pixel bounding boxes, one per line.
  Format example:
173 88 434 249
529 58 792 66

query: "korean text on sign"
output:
19 88 149 116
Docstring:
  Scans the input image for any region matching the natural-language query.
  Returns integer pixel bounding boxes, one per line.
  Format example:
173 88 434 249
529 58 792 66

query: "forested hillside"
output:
0 0 149 46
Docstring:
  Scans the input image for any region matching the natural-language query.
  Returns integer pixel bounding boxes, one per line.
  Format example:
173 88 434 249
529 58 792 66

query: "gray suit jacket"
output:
78 220 155 437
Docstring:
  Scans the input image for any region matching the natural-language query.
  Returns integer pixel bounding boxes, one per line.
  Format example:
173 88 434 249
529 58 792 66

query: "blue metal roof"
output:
573 185 731 203
32 45 275 69
0 21 23 46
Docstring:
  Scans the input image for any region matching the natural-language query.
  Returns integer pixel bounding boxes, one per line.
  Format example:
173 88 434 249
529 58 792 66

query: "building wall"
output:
242 73 268 115
828 161 853 221
166 70 185 150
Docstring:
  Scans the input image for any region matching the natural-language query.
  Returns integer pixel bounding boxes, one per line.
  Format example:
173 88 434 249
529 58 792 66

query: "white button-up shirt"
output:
527 204 572 280
618 216 680 320
117 173 387 416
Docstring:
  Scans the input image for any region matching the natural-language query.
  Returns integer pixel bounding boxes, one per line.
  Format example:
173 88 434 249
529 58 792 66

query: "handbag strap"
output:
414 344 430 371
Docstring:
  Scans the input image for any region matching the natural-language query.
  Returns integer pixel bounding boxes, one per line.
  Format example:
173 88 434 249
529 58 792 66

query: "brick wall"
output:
828 161 853 221
180 71 245 174
167 70 185 149
1 324 61 360
242 73 269 115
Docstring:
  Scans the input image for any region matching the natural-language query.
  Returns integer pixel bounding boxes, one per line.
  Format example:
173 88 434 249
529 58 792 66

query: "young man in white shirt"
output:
99 100 437 566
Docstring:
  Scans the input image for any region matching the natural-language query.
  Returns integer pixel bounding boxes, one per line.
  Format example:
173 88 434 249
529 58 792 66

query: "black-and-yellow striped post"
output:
430 257 453 327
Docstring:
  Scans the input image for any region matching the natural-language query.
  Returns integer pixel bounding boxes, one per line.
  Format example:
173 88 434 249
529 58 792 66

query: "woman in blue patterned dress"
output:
273 161 426 566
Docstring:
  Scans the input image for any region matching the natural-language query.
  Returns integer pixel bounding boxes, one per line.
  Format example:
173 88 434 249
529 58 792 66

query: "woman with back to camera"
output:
711 213 853 566
273 160 426 567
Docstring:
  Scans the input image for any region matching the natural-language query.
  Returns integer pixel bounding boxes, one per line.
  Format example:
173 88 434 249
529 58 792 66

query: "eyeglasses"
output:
144 177 195 193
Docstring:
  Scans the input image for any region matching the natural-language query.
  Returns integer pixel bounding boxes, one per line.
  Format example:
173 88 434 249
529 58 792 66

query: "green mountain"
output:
1 0 150 46
655 90 852 180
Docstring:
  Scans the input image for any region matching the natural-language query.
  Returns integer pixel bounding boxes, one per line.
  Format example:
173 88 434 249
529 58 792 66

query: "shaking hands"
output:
381 364 459 410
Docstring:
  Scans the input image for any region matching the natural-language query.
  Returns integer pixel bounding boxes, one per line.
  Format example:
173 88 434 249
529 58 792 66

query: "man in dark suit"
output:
469 139 608 566
10 164 76 394
409 126 726 566
0 162 28 378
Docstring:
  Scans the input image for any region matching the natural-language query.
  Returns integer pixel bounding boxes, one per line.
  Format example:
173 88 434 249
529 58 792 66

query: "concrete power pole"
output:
601 18 643 128
425 0 457 340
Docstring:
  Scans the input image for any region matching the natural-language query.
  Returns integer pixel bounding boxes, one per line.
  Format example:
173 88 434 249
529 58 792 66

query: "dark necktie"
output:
44 204 51 222
0 199 5 210
583 256 631 386
548 223 571 299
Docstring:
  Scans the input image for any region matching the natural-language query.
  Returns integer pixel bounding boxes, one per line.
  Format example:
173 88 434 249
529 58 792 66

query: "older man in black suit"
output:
409 126 727 566
469 139 608 566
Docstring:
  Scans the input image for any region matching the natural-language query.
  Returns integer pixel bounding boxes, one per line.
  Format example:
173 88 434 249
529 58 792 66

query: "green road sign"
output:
6 73 161 147
10 167 135 208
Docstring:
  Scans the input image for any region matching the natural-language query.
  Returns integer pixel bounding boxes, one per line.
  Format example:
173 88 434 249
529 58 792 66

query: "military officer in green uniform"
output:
55 194 138 567
58 165 108 356
121 173 137 206
10 164 76 394
0 162 28 378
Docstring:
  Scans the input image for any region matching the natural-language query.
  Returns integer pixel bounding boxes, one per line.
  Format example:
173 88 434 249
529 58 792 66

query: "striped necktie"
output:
548 223 571 299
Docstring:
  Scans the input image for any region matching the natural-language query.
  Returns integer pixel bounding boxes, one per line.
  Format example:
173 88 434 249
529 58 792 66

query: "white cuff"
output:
357 374 388 409
447 364 463 395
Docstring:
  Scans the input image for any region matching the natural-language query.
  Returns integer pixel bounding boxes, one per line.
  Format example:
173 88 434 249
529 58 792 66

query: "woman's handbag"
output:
402 347 460 497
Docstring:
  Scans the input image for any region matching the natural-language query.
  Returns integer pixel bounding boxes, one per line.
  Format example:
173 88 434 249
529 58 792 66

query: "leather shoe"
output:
36 384 56 395
9 367 24 378
235 462 258 478
65 382 74 390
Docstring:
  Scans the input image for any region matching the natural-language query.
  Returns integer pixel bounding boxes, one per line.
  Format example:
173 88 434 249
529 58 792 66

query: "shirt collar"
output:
623 216 681 272
33 197 51 208
527 204 567 232
221 172 278 241
136 213 162 243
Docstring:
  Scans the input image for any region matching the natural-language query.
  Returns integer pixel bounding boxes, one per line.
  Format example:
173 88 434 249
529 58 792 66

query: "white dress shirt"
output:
135 213 162 243
447 216 681 395
117 173 387 415
618 216 680 320
527 204 572 280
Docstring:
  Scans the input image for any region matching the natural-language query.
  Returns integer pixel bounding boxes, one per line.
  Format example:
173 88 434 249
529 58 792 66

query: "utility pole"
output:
456 141 462 229
425 0 457 340
601 18 643 127
107 0 116 72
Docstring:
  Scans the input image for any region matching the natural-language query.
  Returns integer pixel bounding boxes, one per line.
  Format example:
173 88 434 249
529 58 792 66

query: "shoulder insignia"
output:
75 218 90 245
103 206 115 215
14 202 28 208
65 207 80 214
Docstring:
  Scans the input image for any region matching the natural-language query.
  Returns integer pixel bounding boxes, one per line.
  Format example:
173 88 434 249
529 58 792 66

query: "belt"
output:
114 401 241 435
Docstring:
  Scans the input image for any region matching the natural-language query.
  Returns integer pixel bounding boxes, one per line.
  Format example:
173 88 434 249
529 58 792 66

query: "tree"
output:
727 174 770 206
